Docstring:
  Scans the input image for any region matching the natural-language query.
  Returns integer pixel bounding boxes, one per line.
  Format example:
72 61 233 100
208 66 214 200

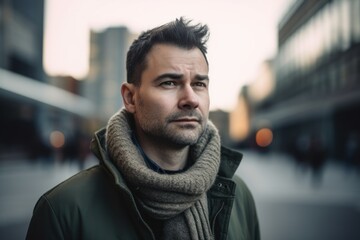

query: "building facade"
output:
251 0 360 161
0 0 45 81
85 27 135 121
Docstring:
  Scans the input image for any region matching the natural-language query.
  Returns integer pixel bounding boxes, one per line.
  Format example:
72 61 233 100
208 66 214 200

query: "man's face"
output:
131 44 210 148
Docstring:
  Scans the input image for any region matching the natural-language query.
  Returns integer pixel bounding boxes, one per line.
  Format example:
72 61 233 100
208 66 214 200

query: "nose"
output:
178 84 199 110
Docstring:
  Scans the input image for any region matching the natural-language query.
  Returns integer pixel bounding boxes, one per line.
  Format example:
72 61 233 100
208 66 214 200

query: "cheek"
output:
140 95 168 110
136 92 170 117
200 94 210 110
144 89 179 108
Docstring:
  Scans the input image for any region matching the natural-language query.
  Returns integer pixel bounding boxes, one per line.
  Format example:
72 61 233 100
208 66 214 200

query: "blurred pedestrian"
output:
291 134 310 171
345 133 360 173
307 135 326 185
26 18 260 240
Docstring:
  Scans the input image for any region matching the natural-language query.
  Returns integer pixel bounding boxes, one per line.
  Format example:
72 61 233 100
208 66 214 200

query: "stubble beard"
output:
136 110 207 148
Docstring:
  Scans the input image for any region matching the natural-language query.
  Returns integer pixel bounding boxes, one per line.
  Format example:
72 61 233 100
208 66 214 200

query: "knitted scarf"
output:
106 109 221 240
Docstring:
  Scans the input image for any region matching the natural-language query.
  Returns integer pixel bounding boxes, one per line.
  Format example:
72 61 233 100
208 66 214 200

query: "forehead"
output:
144 44 209 72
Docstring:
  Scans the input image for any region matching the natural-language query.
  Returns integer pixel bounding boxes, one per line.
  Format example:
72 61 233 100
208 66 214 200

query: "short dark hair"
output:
126 17 210 85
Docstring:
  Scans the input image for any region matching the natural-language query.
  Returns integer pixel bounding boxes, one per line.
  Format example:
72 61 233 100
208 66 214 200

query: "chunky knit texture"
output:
106 109 221 240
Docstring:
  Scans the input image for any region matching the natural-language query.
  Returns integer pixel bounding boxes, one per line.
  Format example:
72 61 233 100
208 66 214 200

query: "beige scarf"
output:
106 109 221 240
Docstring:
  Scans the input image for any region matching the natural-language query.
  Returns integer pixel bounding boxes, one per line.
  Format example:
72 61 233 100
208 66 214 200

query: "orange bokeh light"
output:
50 131 65 148
256 128 273 147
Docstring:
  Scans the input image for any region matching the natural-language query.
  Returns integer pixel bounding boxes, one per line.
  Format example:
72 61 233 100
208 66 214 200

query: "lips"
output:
167 111 202 123
172 118 199 122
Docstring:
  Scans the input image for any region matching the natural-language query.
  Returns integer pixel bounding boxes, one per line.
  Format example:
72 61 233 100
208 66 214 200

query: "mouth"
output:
168 111 202 124
171 118 200 123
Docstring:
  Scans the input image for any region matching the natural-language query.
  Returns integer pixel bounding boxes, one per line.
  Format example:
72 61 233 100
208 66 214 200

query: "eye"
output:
160 81 177 88
192 82 207 88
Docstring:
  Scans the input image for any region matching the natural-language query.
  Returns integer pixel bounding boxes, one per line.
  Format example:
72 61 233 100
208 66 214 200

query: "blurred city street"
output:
1 151 359 240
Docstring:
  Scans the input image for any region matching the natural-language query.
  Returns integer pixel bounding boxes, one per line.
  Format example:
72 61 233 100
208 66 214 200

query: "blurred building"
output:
0 0 45 159
0 0 94 162
232 60 275 149
0 0 45 81
85 27 135 122
229 87 251 145
48 75 82 95
209 110 233 147
248 0 360 161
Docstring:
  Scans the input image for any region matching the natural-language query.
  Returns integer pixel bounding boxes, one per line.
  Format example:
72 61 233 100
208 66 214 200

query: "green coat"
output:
26 129 260 240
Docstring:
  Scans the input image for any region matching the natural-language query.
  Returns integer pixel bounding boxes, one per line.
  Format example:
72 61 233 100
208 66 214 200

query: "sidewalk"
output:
236 150 360 240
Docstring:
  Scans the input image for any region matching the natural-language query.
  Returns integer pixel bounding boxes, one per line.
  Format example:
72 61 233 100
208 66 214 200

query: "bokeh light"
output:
49 131 65 148
255 128 273 147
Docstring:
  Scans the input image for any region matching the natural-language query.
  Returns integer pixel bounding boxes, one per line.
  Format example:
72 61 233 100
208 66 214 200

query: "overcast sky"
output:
44 0 292 111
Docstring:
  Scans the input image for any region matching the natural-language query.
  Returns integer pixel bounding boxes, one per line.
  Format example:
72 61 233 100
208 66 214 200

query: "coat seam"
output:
42 195 66 239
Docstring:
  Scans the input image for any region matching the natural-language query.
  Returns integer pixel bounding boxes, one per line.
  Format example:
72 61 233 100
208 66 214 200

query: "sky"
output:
44 0 292 111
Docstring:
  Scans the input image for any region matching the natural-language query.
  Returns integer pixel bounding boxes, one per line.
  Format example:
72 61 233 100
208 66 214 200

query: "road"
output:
0 151 359 240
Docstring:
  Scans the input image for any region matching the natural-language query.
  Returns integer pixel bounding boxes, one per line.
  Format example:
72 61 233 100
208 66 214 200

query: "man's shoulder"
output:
232 174 254 202
27 164 140 239
229 175 260 240
41 165 111 206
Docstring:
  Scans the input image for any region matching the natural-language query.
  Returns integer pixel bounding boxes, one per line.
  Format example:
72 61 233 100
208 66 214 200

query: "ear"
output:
121 83 137 113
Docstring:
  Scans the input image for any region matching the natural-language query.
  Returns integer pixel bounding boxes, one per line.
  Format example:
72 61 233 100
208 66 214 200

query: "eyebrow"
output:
154 73 182 82
153 73 209 82
195 74 209 81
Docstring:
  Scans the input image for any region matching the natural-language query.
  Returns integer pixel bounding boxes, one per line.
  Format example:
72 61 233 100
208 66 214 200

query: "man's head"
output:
122 18 210 150
126 17 209 86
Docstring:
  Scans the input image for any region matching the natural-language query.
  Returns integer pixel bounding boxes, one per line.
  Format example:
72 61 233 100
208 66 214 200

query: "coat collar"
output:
219 146 243 178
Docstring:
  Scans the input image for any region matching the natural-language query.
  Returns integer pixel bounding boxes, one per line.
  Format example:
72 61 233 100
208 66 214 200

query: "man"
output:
26 18 260 240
